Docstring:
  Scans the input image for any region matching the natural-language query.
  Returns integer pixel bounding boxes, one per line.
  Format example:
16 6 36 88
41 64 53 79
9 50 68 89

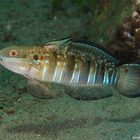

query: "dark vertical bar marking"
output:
46 52 57 81
95 64 105 84
79 60 90 84
61 55 75 84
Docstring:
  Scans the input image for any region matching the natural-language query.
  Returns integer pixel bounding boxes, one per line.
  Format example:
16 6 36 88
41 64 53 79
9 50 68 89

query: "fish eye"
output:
9 49 18 57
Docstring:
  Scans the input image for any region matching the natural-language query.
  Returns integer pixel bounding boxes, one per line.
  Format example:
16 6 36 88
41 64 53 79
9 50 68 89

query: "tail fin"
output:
116 64 140 97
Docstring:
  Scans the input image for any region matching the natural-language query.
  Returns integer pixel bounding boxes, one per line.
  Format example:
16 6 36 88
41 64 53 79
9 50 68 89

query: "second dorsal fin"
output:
67 37 119 60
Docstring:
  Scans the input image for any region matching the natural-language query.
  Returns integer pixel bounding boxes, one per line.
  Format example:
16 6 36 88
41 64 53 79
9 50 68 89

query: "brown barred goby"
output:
0 38 140 100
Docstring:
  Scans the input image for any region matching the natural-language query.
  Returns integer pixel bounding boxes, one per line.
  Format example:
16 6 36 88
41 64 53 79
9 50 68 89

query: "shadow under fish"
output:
6 112 140 136
6 117 97 136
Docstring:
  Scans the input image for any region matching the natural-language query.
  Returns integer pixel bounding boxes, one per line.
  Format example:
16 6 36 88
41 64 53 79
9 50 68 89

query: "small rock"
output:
136 0 140 5
132 11 139 18
132 19 140 28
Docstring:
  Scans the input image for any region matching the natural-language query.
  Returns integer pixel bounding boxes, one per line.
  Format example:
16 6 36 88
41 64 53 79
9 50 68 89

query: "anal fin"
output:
67 85 113 100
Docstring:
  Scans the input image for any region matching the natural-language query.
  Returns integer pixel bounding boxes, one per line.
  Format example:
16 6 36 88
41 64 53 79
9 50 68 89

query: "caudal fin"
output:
116 64 140 97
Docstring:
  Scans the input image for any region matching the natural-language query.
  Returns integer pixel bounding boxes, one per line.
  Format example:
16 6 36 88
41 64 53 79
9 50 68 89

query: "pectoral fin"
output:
27 79 65 99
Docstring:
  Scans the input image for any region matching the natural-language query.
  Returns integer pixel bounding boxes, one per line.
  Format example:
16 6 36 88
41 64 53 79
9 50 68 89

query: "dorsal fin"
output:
67 38 119 60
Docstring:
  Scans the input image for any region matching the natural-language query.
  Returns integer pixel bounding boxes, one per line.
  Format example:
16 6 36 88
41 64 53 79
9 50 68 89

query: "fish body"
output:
43 39 119 87
0 39 119 85
0 38 140 100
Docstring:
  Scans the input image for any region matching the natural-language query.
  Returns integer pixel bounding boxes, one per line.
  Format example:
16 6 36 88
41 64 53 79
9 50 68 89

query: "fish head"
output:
0 45 33 76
